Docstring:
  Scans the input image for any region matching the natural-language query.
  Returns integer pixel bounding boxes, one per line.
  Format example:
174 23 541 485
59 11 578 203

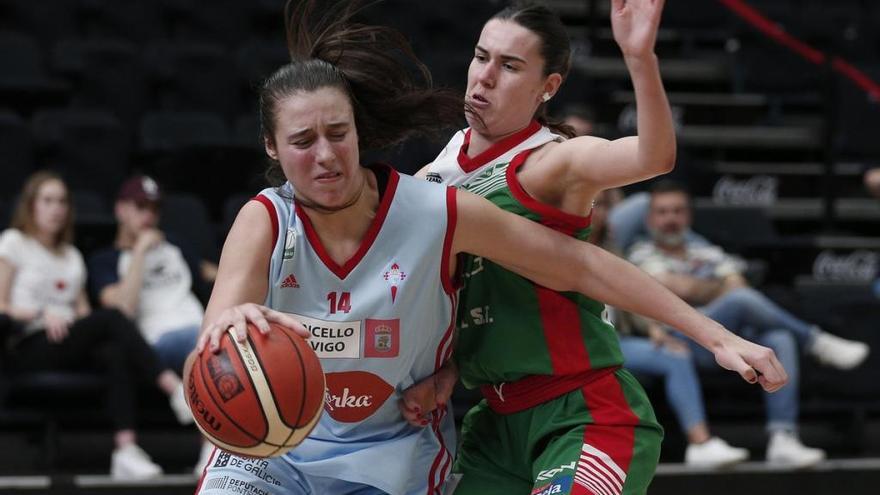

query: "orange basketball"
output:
184 322 324 457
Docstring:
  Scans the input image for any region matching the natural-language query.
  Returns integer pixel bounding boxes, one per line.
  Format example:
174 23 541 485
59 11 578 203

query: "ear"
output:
264 135 279 161
542 73 563 101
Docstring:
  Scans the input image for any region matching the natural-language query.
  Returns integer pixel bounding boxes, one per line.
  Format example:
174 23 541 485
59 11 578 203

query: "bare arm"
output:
452 190 786 390
538 0 675 195
196 201 308 353
75 289 90 318
0 259 38 322
99 230 164 317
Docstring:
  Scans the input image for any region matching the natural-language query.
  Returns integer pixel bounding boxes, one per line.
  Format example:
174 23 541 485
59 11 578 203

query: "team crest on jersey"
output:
382 263 406 303
283 228 296 260
364 319 399 358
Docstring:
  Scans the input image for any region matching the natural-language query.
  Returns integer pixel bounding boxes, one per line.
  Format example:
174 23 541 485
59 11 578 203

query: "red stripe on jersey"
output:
426 406 452 495
505 150 591 236
579 372 639 482
536 286 591 375
193 447 217 494
457 120 541 173
296 166 400 280
252 195 279 249
440 187 459 295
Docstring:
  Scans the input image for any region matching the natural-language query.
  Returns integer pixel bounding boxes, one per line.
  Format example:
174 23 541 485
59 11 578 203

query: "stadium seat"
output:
51 38 148 125
31 109 130 198
160 192 220 264
0 31 69 111
145 41 239 117
0 111 34 197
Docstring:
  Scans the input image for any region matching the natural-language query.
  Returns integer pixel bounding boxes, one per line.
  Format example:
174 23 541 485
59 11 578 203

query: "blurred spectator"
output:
864 167 880 199
561 103 596 137
0 172 191 480
628 179 871 468
88 175 212 473
591 189 749 469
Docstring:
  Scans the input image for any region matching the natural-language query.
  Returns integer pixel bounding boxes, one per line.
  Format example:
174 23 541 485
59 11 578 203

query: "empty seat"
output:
0 111 35 197
692 204 780 251
51 38 148 125
32 109 130 198
80 0 166 42
145 41 239 117
139 111 230 153
0 31 69 110
160 192 219 263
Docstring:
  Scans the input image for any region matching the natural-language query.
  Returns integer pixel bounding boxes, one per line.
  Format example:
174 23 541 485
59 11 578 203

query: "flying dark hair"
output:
491 1 576 138
260 0 467 184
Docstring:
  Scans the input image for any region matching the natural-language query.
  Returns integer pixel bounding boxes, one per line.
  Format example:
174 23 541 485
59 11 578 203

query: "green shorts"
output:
452 368 663 495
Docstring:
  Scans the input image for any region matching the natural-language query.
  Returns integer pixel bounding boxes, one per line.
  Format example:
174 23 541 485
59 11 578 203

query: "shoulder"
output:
0 229 28 261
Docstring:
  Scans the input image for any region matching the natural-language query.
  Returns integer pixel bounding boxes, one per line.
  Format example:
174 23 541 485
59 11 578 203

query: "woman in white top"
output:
0 171 191 480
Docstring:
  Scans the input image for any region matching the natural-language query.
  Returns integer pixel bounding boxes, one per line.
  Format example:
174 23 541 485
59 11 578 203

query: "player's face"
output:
648 192 691 245
32 179 69 236
266 87 362 209
466 19 550 137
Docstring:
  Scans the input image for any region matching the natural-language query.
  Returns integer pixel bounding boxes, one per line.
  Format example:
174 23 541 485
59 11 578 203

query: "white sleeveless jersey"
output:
255 167 458 495
425 121 560 188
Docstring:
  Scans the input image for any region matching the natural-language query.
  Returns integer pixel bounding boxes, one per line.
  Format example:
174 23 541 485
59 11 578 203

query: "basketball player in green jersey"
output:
401 1 786 494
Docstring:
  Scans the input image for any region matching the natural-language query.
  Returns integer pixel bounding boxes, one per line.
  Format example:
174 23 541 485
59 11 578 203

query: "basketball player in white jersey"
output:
192 2 785 494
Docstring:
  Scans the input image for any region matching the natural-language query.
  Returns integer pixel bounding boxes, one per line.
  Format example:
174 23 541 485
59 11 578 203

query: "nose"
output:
314 137 335 166
477 63 496 89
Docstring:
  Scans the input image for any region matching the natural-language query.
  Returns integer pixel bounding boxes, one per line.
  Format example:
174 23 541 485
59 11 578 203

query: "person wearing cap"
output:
88 175 216 472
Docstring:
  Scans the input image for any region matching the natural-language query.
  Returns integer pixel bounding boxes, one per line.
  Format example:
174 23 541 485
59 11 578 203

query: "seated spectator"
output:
864 167 880 199
0 172 192 479
591 189 749 469
88 175 212 473
628 179 871 468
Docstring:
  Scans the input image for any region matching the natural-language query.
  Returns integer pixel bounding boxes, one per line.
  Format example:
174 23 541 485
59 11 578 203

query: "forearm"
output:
577 246 730 351
625 54 676 173
109 254 148 316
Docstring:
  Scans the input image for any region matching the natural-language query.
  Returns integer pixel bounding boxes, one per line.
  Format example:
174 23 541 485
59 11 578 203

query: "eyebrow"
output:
475 45 527 65
288 122 349 139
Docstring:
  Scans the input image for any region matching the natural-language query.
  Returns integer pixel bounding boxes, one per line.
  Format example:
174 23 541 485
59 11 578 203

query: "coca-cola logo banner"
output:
712 175 778 206
812 250 879 282
323 371 394 422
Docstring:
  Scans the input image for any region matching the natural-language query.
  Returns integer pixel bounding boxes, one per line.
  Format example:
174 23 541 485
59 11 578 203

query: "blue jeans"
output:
620 335 706 434
153 325 199 375
686 287 816 433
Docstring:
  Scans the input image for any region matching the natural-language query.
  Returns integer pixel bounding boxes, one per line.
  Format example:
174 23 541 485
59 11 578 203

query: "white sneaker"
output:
684 437 749 469
111 444 163 480
809 331 870 370
766 431 826 468
170 382 195 425
193 442 215 476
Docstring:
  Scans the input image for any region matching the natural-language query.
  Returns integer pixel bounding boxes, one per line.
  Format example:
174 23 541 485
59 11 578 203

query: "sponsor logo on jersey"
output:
383 262 406 303
425 172 443 183
293 314 362 358
214 451 232 468
206 350 245 402
283 228 296 260
364 318 399 358
324 371 394 422
280 273 299 288
535 462 576 482
531 475 572 495
204 476 228 490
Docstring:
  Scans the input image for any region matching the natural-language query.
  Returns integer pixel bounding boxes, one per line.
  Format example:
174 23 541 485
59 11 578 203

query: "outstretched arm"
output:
196 201 308 354
539 0 675 194
452 190 786 392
